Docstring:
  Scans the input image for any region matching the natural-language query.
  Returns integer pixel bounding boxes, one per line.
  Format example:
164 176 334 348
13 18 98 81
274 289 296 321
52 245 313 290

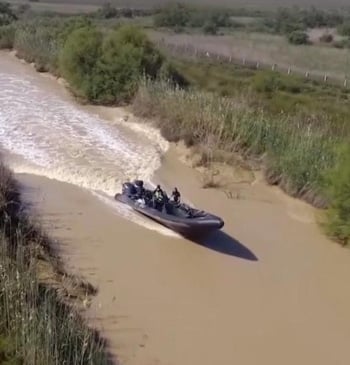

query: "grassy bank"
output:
171 58 350 122
0 162 111 364
132 78 350 245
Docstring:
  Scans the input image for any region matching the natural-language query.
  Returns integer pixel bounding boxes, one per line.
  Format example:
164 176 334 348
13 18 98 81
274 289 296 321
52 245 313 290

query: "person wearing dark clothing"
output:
171 187 181 204
134 180 145 199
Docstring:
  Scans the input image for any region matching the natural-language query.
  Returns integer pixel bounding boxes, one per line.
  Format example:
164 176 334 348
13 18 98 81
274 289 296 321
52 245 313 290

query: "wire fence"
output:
155 39 349 89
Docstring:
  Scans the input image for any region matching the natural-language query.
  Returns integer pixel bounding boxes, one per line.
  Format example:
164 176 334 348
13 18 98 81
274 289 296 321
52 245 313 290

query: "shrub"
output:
0 1 17 26
288 30 309 45
203 21 218 35
319 33 334 43
97 2 118 19
154 3 190 28
59 25 165 104
324 143 350 245
337 22 350 37
59 25 102 99
154 3 233 30
333 38 350 49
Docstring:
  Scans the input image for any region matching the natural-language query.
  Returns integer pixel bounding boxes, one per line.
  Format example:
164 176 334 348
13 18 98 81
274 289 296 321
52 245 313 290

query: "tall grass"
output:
0 163 110 364
13 23 61 73
133 78 340 207
0 23 15 49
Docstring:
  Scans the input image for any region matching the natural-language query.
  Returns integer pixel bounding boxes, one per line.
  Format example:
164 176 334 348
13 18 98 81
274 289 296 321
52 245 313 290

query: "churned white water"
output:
0 71 178 237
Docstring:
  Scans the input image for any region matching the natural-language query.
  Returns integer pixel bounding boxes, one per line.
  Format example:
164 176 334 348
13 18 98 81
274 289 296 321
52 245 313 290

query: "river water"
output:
1 51 350 365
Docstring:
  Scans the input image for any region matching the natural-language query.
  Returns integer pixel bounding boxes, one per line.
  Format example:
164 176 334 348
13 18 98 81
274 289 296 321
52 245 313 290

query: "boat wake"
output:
0 71 178 237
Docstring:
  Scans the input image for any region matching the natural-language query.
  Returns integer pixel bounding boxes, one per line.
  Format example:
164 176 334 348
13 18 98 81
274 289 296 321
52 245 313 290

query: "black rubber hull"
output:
115 193 224 237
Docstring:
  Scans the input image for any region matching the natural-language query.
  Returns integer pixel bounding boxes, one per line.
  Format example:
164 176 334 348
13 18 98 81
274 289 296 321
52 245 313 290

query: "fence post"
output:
305 71 309 79
242 57 246 65
287 67 291 75
324 74 328 83
344 79 348 88
272 63 277 71
256 62 260 69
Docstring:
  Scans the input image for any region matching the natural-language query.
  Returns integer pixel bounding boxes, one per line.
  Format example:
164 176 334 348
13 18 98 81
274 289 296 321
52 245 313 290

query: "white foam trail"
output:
0 71 176 237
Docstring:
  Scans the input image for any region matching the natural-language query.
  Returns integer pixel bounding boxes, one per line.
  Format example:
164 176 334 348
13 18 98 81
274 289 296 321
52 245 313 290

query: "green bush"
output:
324 143 350 245
203 21 218 35
252 72 302 95
154 3 190 28
97 2 118 19
59 25 103 99
154 3 233 30
288 30 309 45
261 7 343 35
337 22 350 37
59 25 165 104
0 2 17 26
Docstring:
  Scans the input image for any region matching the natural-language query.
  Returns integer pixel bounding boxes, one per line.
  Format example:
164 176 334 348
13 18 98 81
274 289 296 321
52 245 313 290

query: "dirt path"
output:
2 51 350 365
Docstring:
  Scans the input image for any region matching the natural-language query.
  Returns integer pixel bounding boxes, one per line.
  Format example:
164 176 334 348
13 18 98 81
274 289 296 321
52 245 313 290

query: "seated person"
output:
171 187 181 204
153 185 165 210
134 180 145 199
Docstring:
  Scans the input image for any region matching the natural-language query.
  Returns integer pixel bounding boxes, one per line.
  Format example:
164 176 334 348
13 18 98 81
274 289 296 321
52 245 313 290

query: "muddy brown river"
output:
1 51 350 365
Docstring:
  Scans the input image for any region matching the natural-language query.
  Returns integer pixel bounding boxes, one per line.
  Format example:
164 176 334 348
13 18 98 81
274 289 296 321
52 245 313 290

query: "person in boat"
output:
171 187 181 204
153 184 165 210
134 180 145 200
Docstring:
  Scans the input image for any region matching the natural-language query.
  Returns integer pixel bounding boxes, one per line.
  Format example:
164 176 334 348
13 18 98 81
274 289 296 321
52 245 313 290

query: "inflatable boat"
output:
114 181 224 237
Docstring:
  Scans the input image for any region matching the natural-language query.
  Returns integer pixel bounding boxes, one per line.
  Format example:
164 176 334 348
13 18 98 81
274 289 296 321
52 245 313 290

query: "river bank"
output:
2 50 350 365
0 162 111 364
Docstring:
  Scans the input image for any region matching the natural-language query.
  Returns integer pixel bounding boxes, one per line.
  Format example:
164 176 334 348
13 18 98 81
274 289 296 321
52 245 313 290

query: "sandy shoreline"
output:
2 50 350 365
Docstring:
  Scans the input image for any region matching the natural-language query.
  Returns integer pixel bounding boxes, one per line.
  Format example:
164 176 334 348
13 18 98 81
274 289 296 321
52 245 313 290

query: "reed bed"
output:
133 78 340 207
0 163 110 364
13 23 60 73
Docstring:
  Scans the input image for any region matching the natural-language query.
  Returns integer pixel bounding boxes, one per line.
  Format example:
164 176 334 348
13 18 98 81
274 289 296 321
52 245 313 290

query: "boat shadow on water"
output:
187 230 258 261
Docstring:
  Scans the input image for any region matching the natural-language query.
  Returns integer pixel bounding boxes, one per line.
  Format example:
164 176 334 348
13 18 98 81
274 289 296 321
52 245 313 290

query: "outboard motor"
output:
122 182 137 196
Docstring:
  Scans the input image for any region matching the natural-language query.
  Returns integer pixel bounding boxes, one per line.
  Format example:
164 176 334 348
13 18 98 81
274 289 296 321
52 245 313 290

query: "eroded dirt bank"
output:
2 51 350 365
